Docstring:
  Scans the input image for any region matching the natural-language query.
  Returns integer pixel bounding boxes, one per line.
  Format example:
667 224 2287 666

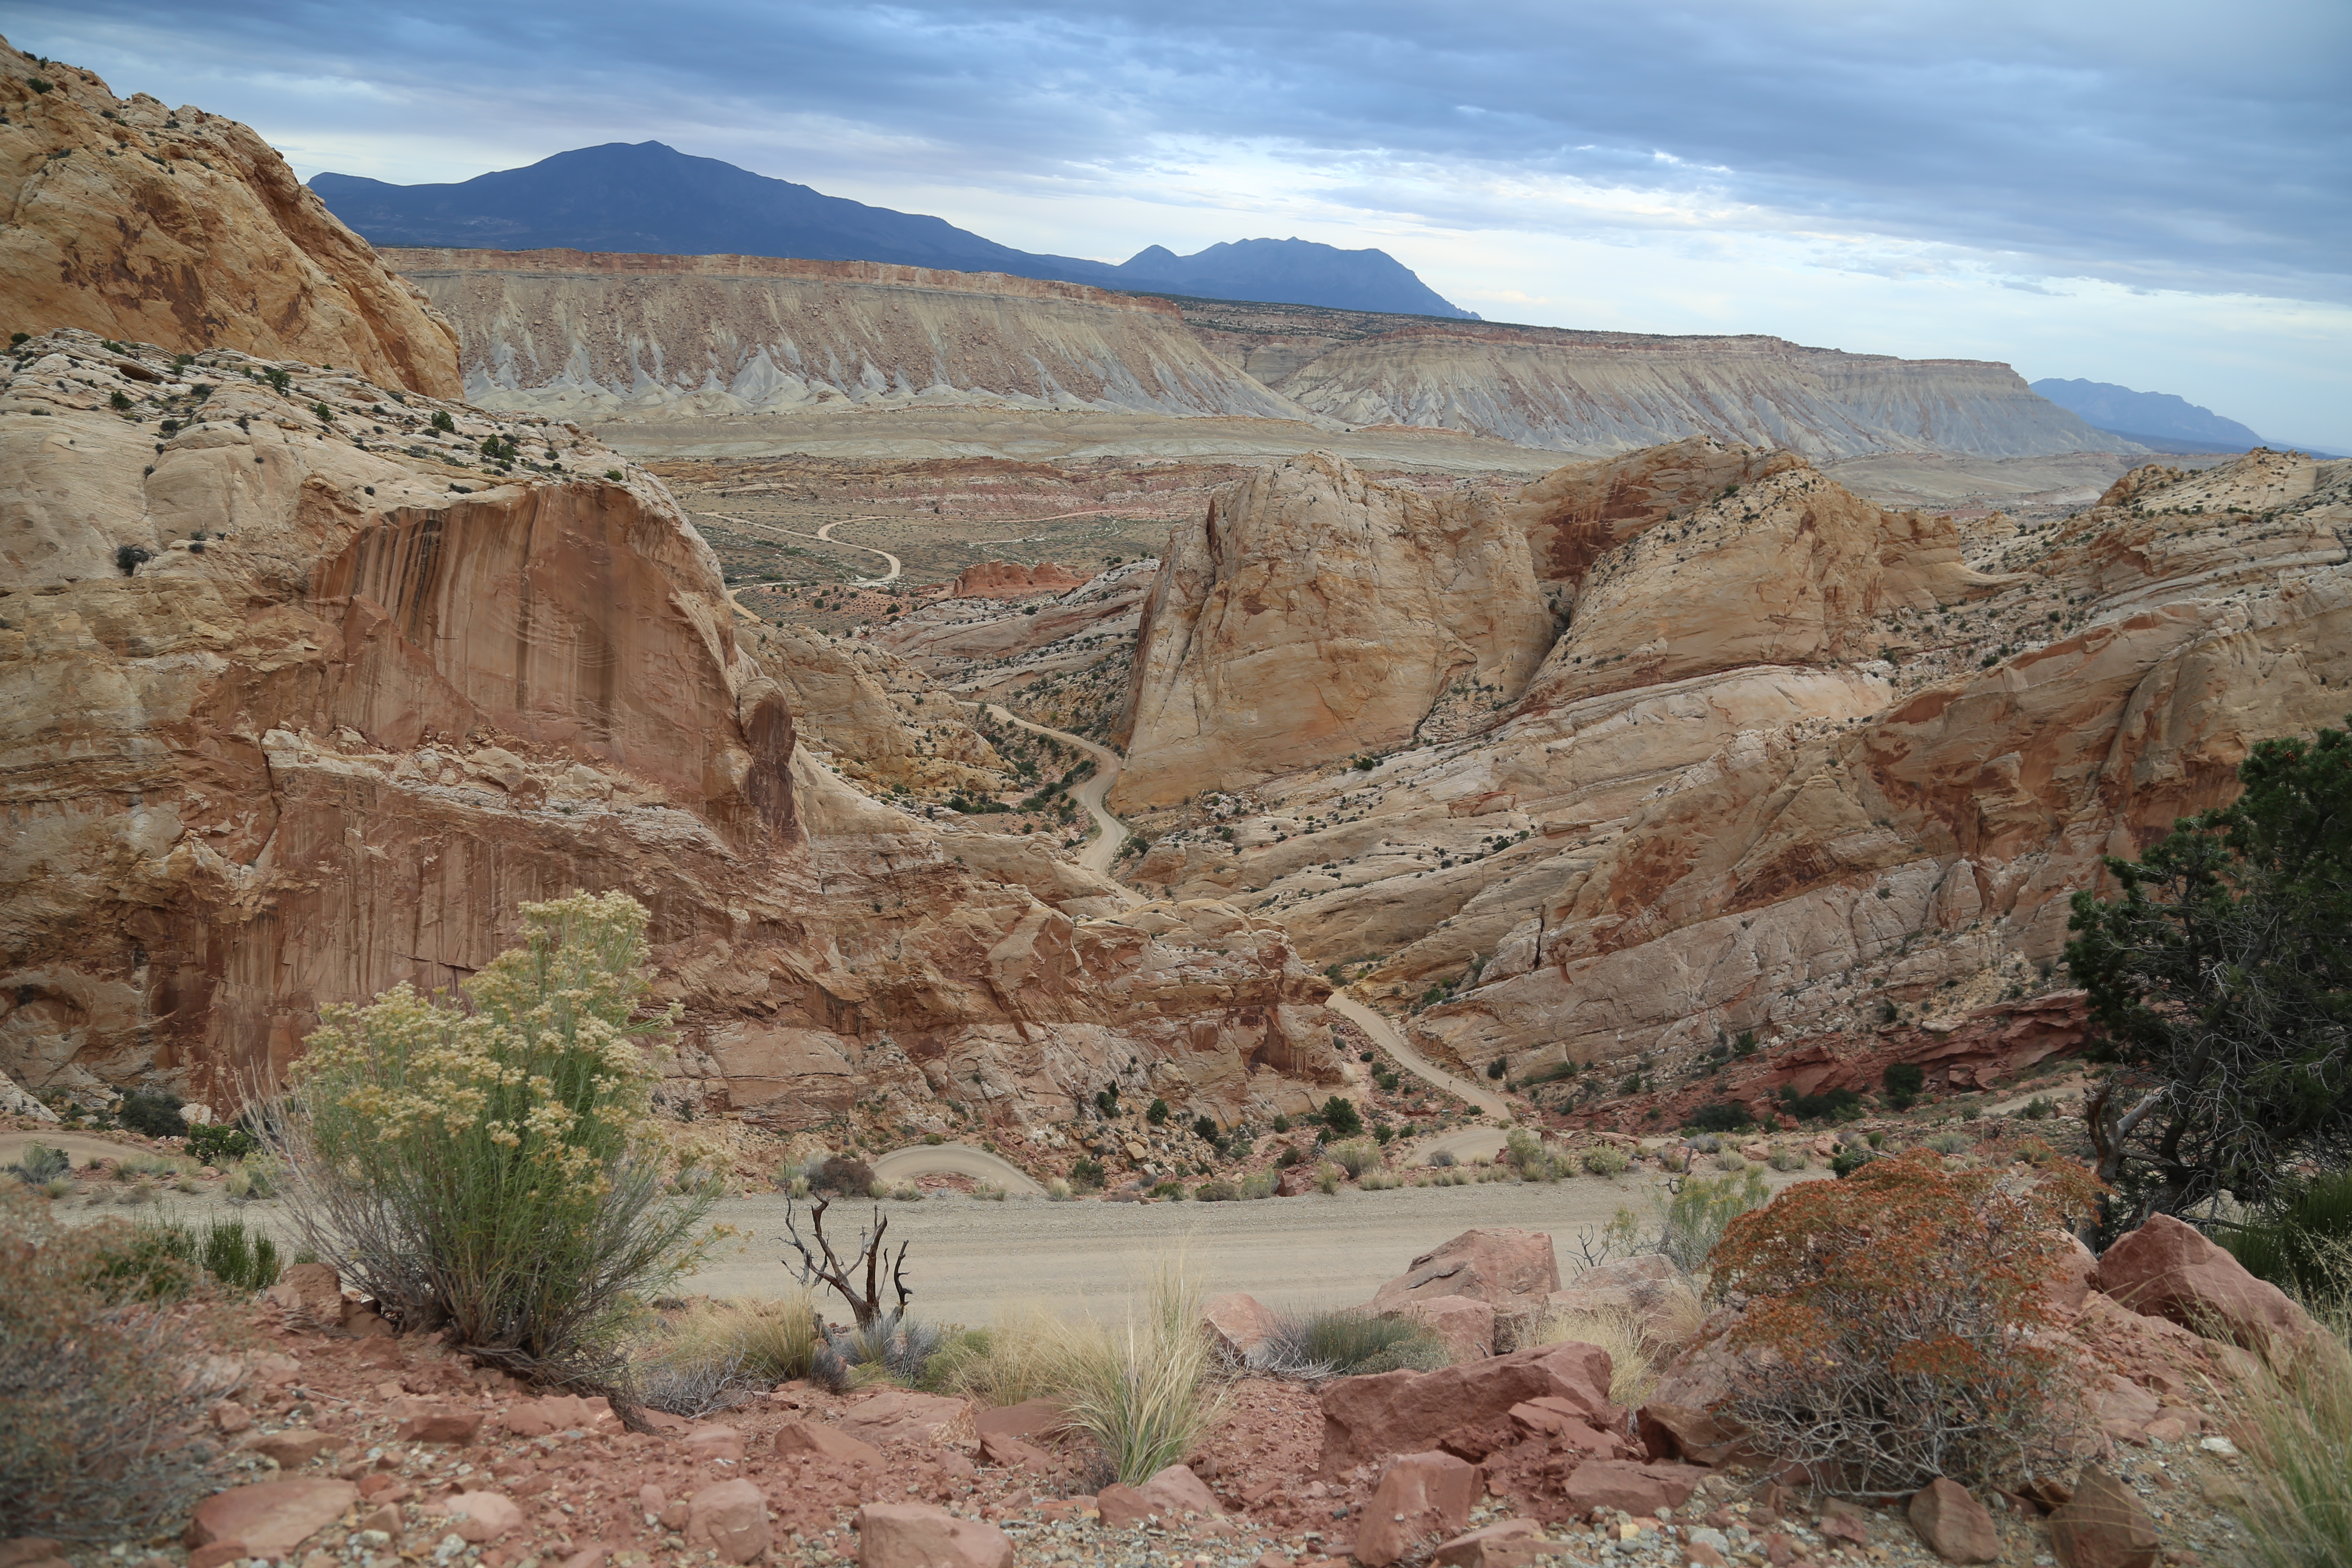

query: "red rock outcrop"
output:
949 560 1087 599
0 41 460 397
0 330 1339 1127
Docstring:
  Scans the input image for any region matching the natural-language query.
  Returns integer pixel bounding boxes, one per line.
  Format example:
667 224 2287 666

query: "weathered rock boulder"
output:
854 1502 1013 1568
2095 1213 2316 1357
2046 1464 2159 1568
1372 1228 1560 1317
1353 1452 1482 1567
1319 1341 1614 1473
1906 1478 1999 1565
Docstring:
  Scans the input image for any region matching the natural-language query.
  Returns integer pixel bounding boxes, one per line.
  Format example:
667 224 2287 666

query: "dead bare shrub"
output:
1711 1147 2099 1496
0 1189 230 1537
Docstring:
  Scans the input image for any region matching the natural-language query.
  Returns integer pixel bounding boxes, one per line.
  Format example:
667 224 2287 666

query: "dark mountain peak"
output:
2030 377 2266 448
312 146 1470 316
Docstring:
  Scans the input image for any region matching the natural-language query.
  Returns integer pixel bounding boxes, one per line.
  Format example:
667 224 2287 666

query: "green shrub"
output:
116 1090 187 1140
1687 1100 1751 1133
1327 1139 1381 1179
429 409 455 433
1271 1114 1291 1133
1069 1158 1106 1190
1256 1309 1449 1375
273 891 716 1384
1581 1145 1630 1176
1191 1114 1219 1144
1057 1259 1224 1482
1657 1167 1771 1272
6 1144 69 1185
1884 1062 1926 1110
186 1121 258 1164
1320 1096 1363 1137
1778 1084 1864 1121
1194 1179 1239 1202
1146 1098 1170 1125
1927 1130 1972 1155
637 1291 822 1415
1767 1146 1809 1172
1240 1170 1278 1199
2227 1169 2352 1297
1149 1180 1185 1200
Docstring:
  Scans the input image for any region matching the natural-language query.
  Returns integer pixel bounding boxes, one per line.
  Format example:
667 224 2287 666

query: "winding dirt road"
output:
985 705 1133 879
871 1141 1045 1195
1326 993 1516 1121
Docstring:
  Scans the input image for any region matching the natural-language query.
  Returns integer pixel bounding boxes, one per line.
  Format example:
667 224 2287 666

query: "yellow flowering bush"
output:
277 892 716 1379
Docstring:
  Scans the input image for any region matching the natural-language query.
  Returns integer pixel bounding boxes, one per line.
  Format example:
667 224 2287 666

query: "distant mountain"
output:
2030 377 2266 449
310 142 1474 318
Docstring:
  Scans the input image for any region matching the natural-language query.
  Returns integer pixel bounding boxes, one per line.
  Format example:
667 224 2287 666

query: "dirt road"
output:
985 704 1134 879
686 1169 1823 1325
870 1142 1046 1195
1327 993 1514 1120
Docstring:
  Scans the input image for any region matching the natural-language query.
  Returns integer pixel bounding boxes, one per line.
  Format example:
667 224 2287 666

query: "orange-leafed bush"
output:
1711 1148 2101 1495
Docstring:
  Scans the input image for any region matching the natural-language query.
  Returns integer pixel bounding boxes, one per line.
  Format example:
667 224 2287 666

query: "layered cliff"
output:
0 329 1339 1128
388 250 2135 462
0 39 460 397
383 249 1310 423
1115 441 2351 1091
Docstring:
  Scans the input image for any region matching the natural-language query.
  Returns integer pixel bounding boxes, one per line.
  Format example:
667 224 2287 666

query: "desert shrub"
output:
1146 1098 1170 1125
2228 1299 2352 1568
2067 722 2352 1234
2227 1169 2352 1296
272 891 717 1388
1884 1062 1926 1111
1713 1149 1748 1172
1537 1301 1662 1406
1327 1139 1381 1179
7 1144 69 1185
2021 1095 2057 1120
1192 1114 1219 1144
1276 1146 1303 1169
1687 1100 1751 1134
1149 1180 1186 1199
138 1216 283 1294
1057 1259 1225 1482
0 1191 228 1537
635 1291 822 1415
1927 1130 1972 1155
1320 1096 1364 1138
116 1090 187 1139
1777 1084 1864 1122
1315 1163 1341 1195
1828 1145 1880 1178
1654 1166 1771 1272
1712 1148 2098 1494
1193 1179 1239 1202
221 1159 276 1200
925 1301 1072 1407
817 1154 878 1195
1240 1170 1279 1199
1428 1148 1458 1168
186 1121 258 1164
972 1181 1008 1201
1255 1308 1448 1376
1271 1114 1291 1133
1069 1158 1105 1190
1045 1178 1074 1201
1767 1146 1809 1172
819 1311 943 1389
888 1181 924 1201
1580 1145 1630 1176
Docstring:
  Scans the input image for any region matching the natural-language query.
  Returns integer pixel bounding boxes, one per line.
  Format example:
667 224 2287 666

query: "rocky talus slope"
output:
0 329 1342 1127
1115 441 2352 1087
389 249 2134 461
383 248 1308 424
0 40 460 398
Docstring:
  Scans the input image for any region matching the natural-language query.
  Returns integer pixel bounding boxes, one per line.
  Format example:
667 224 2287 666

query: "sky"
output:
15 0 2351 448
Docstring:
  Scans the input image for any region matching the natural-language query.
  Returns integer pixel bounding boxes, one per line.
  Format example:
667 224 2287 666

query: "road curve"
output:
985 705 1133 880
815 519 902 584
1326 992 1516 1121
870 1142 1046 1195
1414 1126 1513 1165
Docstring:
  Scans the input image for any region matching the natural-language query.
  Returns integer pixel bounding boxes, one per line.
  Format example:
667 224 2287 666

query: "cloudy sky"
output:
18 0 2350 447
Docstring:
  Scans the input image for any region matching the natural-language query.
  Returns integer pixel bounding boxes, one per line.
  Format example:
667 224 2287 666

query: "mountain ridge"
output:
2030 376 2265 447
312 141 1474 318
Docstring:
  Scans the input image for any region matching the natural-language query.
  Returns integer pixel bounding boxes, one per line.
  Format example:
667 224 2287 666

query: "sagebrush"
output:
273 891 717 1387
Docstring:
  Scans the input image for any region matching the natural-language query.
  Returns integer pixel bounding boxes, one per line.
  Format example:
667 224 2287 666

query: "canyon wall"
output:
0 40 461 398
1117 442 2352 1089
0 330 1339 1130
383 249 1311 424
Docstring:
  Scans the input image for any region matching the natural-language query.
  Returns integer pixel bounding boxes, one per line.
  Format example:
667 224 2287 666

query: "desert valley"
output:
3 28 2350 1568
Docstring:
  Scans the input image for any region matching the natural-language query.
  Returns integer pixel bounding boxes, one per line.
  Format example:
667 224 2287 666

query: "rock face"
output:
1370 1228 1560 1317
1115 452 1557 807
384 248 1307 424
0 43 459 397
1118 442 2352 1094
2093 1213 2316 1356
0 329 1340 1128
950 560 1087 599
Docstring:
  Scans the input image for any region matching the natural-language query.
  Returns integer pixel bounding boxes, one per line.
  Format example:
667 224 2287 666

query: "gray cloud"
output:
16 0 2350 300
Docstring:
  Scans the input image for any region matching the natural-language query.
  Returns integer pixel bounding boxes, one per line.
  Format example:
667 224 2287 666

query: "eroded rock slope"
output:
0 330 1340 1128
0 39 460 398
1117 441 2351 1089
